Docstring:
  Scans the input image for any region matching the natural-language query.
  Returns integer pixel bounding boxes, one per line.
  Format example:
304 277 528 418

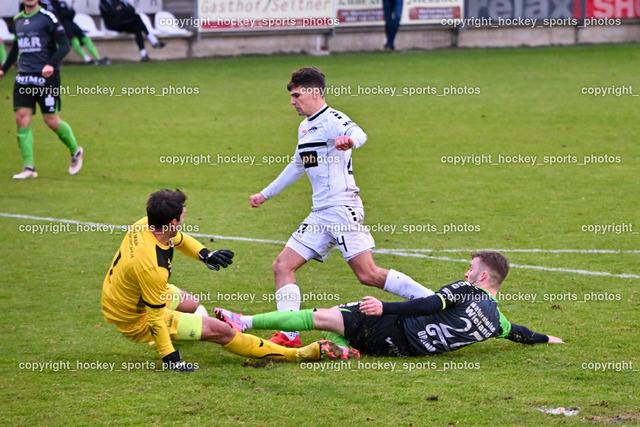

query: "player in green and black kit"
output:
0 0 84 179
29 0 109 65
215 251 563 359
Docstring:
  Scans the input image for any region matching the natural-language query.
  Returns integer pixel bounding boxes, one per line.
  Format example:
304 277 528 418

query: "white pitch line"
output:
189 232 286 245
0 213 288 245
2 212 637 279
374 249 640 279
382 248 640 254
508 263 640 279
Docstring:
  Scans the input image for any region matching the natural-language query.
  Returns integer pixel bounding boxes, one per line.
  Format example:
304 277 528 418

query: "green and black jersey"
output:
1 6 70 74
382 280 548 355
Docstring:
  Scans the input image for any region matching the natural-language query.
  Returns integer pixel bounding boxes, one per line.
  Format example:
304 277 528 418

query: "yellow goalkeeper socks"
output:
223 332 298 362
223 332 320 362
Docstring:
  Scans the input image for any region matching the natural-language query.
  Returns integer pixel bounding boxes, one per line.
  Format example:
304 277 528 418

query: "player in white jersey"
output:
249 67 434 347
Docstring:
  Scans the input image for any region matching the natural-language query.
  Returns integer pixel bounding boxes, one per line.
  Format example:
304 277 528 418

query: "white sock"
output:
140 49 148 57
383 269 434 300
276 283 301 340
240 315 253 329
194 304 208 317
147 33 159 46
83 56 92 63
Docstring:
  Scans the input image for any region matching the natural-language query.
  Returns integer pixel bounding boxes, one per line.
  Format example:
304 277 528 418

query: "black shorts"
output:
339 302 417 357
13 72 62 115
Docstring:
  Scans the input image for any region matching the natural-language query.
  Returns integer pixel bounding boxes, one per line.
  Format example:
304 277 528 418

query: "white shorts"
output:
286 206 376 262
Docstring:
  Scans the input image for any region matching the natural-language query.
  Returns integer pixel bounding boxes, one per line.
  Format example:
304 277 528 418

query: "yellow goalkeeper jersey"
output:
101 217 205 357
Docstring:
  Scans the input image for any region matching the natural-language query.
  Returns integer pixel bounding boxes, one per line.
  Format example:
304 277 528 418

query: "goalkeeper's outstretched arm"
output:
174 231 234 271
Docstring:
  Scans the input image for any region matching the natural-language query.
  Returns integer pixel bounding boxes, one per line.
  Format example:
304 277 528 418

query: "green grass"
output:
1 45 639 425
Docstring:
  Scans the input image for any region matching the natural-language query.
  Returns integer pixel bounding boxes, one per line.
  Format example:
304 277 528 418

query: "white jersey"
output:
261 104 367 210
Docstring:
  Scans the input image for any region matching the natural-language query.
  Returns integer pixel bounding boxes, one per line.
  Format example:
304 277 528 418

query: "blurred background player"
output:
249 67 434 347
47 0 110 65
101 189 340 370
383 0 403 52
99 0 164 62
0 37 6 66
216 251 563 358
0 0 83 179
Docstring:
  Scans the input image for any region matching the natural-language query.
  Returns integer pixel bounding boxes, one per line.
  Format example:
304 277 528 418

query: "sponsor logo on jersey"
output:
16 74 46 86
18 36 42 49
300 151 319 168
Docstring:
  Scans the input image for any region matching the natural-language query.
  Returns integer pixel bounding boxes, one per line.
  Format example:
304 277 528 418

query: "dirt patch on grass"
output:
583 413 640 424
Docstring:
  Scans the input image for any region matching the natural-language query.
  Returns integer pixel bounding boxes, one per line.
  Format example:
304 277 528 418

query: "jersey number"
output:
421 318 482 351
336 236 348 252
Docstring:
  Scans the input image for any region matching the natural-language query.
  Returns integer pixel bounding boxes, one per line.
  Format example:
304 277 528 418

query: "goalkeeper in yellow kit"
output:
101 189 344 371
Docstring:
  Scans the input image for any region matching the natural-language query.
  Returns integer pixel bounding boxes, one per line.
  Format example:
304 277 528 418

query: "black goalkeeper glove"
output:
198 248 234 271
162 350 198 372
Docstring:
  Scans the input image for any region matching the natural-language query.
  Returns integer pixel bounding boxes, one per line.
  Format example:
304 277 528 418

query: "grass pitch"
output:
1 44 639 425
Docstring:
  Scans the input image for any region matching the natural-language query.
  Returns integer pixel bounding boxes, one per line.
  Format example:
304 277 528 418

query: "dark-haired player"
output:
0 0 83 179
102 189 340 371
216 251 563 358
249 66 434 347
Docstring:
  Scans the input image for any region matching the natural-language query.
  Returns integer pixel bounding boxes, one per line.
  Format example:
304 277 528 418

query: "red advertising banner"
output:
336 0 384 25
407 4 461 22
337 8 385 23
585 0 640 18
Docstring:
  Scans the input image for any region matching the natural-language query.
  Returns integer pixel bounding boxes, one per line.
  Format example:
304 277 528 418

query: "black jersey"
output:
11 6 68 73
398 281 512 355
50 0 76 22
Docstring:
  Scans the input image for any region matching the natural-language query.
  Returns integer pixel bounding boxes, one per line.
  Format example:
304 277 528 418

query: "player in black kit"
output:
215 251 563 359
0 0 83 179
99 0 165 62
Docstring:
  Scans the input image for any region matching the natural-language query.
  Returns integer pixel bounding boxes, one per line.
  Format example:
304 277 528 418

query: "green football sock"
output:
81 36 100 60
70 37 87 61
253 309 315 332
17 127 35 167
322 331 350 348
0 43 6 64
55 120 79 154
